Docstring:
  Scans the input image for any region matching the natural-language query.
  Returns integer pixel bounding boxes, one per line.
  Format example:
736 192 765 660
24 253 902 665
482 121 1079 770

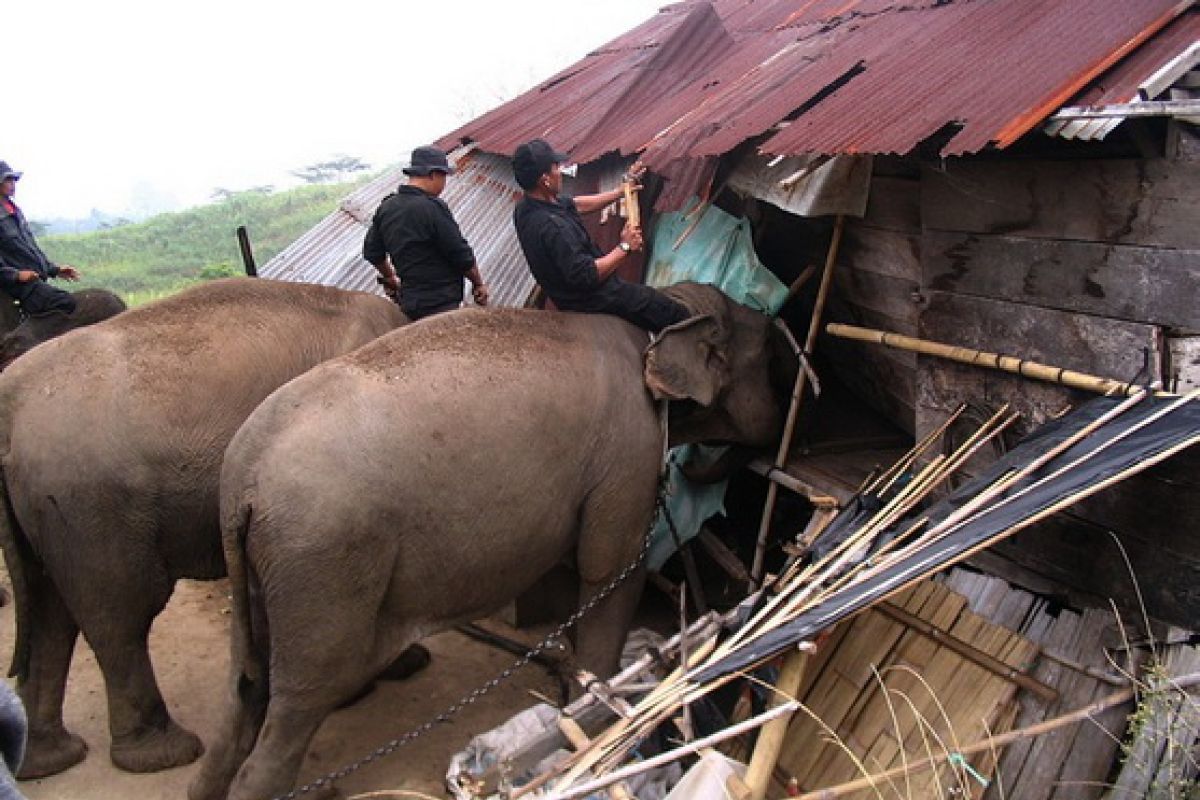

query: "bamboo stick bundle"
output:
517 393 1199 800
529 413 1017 795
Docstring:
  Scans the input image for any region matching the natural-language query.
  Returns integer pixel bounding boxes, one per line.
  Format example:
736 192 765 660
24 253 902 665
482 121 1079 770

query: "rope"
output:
274 405 675 799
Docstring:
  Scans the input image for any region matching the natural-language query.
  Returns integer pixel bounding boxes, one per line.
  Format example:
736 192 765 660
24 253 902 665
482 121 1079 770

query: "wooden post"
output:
750 215 846 585
737 644 814 800
236 225 258 277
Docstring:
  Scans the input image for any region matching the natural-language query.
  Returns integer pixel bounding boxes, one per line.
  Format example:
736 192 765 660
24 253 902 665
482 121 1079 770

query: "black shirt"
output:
512 194 624 312
512 193 691 332
363 185 475 316
0 200 59 299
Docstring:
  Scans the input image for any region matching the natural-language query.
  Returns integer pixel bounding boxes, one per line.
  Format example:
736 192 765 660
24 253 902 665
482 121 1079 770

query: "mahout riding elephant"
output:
0 288 127 369
189 282 796 800
0 277 407 779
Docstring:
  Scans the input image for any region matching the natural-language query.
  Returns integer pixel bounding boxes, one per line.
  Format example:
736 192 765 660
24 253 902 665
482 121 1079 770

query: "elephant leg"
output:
575 567 648 679
16 570 87 779
573 483 657 679
225 695 343 800
188 671 270 800
73 574 203 773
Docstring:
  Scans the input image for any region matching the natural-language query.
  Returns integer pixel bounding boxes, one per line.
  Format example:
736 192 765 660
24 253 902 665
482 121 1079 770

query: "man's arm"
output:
573 186 624 215
363 218 399 293
573 163 646 214
542 220 643 288
429 204 488 304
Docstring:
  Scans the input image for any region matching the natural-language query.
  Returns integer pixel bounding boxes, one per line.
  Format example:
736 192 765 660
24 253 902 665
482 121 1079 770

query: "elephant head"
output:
645 283 797 451
0 288 127 369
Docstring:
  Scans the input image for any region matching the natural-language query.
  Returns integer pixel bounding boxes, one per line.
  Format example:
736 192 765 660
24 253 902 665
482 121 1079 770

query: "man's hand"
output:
472 282 490 307
621 222 645 253
16 270 38 283
57 265 81 281
624 160 647 184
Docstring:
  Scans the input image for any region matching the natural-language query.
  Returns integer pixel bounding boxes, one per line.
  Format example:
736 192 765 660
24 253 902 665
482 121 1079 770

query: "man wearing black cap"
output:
511 139 688 333
0 161 81 316
364 146 488 320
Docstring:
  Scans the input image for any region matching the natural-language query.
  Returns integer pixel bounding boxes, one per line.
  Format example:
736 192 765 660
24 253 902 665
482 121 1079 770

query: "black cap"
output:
403 146 455 177
0 161 21 182
512 139 569 191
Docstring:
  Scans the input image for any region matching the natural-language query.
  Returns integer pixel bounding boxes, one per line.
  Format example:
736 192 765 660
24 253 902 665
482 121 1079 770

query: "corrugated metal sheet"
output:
1045 10 1200 141
437 0 1193 206
261 151 535 308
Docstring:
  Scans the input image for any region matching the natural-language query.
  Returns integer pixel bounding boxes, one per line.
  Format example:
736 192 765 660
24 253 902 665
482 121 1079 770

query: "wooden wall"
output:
824 144 1200 630
826 162 922 433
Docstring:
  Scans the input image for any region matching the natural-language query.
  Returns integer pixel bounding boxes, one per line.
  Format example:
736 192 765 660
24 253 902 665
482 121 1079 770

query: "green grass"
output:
38 178 374 306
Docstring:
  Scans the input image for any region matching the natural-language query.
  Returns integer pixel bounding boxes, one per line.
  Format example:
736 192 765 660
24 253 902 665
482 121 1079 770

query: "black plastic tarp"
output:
693 394 1200 684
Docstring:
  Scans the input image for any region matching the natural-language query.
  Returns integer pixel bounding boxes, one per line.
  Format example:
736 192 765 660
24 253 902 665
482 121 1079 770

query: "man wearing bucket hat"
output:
511 139 688 333
364 146 488 320
0 161 81 316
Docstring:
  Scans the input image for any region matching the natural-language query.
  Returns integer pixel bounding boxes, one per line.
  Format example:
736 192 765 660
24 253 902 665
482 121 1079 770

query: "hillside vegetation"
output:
38 178 373 306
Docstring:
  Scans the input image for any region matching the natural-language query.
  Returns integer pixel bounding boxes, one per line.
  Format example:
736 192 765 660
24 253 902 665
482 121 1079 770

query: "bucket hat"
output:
403 146 455 177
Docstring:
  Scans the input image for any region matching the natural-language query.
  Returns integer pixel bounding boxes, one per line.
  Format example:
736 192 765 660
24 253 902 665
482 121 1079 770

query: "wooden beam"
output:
875 601 1059 703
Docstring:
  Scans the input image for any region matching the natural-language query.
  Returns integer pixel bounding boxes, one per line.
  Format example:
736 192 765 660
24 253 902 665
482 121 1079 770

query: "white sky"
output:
7 0 667 220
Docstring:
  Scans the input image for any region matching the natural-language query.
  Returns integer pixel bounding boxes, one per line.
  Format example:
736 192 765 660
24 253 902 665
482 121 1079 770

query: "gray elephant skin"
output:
190 283 796 800
0 278 406 779
0 288 127 369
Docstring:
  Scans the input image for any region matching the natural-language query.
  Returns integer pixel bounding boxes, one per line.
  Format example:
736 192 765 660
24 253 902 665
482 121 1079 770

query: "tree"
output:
291 155 371 184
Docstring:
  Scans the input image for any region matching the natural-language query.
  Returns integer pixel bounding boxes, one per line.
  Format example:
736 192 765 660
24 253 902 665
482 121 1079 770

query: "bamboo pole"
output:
751 215 847 586
791 672 1200 800
826 323 1169 397
539 701 801 800
741 645 815 800
622 179 641 230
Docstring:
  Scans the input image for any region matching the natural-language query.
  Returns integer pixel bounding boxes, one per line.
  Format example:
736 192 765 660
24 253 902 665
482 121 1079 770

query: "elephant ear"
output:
644 314 729 407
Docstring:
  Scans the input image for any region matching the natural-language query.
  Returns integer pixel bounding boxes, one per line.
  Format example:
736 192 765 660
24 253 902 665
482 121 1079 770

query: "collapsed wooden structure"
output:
259 3 1200 796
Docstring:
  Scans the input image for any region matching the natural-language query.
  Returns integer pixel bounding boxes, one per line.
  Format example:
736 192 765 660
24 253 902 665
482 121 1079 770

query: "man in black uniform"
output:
511 139 688 333
0 161 81 316
364 146 488 320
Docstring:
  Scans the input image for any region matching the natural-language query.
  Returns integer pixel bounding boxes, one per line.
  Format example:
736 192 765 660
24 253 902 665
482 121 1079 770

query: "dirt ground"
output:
0 577 564 800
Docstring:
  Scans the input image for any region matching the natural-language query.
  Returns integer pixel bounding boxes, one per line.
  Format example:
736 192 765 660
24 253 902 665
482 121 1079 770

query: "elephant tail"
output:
0 466 34 682
223 498 266 687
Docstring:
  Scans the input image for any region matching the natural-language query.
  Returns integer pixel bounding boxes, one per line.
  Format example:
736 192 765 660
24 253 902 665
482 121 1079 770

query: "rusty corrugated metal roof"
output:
261 151 535 308
438 0 1194 204
1046 9 1200 140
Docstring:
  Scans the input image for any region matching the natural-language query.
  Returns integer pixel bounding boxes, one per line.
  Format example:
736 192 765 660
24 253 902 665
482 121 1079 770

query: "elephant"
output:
0 277 407 779
0 288 127 369
189 282 797 800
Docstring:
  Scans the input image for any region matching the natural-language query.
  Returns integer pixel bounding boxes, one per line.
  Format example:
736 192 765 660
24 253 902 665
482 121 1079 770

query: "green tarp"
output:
644 199 787 570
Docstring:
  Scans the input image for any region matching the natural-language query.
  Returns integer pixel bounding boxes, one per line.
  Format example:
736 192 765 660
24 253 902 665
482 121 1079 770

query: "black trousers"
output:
558 279 690 333
12 281 77 316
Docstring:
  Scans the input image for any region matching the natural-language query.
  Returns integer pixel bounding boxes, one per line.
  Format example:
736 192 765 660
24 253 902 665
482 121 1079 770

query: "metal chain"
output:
275 483 674 800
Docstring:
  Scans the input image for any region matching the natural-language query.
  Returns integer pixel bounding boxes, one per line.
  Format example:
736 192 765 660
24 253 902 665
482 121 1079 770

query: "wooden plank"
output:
921 159 1200 250
986 512 1200 635
922 231 1200 331
915 290 1163 440
834 267 919 327
1050 615 1128 800
862 175 921 234
1168 333 1200 393
843 223 922 282
992 608 1082 797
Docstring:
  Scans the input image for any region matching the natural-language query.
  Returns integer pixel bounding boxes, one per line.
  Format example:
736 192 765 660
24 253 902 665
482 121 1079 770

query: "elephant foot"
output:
17 728 88 779
110 719 204 773
376 643 432 681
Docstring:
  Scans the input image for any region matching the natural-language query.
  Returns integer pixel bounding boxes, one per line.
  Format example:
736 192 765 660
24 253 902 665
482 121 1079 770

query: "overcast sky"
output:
7 0 667 220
